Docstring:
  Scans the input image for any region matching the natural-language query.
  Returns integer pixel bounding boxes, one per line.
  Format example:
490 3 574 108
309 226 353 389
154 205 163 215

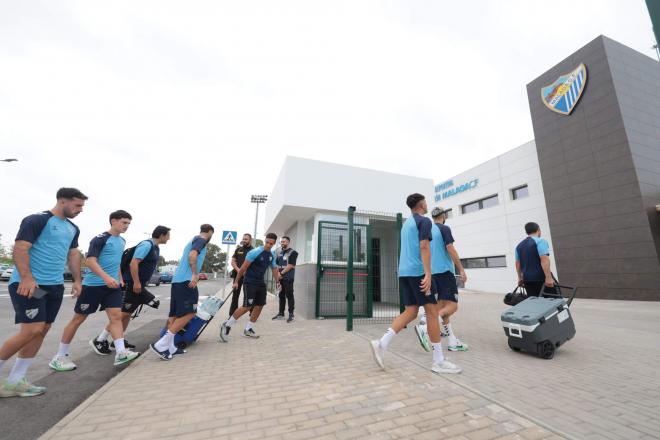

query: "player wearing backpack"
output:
0 188 86 398
91 225 170 355
49 210 141 371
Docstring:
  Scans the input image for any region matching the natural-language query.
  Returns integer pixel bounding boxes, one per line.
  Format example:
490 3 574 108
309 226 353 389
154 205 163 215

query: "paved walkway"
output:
40 291 659 440
357 291 660 440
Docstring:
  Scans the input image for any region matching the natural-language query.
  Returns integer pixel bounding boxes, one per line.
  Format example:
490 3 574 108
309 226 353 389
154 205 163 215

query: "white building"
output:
433 141 557 294
265 156 434 319
265 145 558 318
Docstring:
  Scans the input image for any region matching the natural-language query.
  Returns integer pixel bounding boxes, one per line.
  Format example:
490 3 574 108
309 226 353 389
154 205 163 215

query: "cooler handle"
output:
508 324 523 339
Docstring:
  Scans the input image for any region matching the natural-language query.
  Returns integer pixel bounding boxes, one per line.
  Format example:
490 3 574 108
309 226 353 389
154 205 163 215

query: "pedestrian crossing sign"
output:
222 230 237 245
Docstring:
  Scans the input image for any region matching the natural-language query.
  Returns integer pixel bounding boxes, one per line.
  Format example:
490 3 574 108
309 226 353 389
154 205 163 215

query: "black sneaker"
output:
272 314 284 320
110 340 136 350
287 314 294 323
90 338 111 356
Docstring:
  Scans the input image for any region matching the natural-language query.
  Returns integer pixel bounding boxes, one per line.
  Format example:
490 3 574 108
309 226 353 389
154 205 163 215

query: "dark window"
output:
512 185 529 200
461 255 507 268
462 202 480 214
486 256 507 267
461 195 499 214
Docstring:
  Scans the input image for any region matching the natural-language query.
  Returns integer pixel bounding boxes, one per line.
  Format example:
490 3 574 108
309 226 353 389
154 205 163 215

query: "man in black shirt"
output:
272 236 298 323
228 233 253 317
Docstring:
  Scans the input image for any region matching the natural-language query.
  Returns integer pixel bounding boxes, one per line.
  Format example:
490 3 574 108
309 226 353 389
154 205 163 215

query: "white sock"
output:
245 321 254 331
154 331 174 352
7 358 34 385
432 343 444 364
114 338 126 353
168 340 178 354
97 329 110 342
226 316 237 327
379 328 396 350
57 343 70 357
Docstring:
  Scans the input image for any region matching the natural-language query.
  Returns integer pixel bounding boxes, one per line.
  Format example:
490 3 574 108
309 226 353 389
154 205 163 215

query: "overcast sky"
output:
0 1 656 260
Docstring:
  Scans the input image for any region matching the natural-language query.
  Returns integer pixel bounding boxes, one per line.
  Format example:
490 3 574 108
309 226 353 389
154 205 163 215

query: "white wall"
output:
434 141 557 294
266 156 435 229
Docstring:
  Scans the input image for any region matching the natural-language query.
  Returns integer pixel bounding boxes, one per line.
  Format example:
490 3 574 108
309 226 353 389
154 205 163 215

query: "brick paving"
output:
356 291 660 440
41 291 565 440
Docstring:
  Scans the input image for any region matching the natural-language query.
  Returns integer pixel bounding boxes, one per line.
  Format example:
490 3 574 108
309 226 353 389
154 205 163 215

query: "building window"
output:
461 255 507 268
445 209 453 218
512 185 529 200
461 194 499 214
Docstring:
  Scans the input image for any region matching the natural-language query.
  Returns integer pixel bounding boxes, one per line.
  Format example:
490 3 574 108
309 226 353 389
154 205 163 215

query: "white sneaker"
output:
114 350 140 366
49 355 77 372
219 322 231 342
448 338 469 352
414 324 431 352
370 340 385 370
431 360 462 374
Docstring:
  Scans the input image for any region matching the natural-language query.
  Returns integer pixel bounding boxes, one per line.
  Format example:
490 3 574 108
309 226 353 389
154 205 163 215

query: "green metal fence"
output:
347 208 403 329
315 219 369 319
314 208 403 329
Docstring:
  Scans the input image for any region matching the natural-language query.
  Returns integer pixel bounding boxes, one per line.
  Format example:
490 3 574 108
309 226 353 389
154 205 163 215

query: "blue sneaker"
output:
149 343 172 361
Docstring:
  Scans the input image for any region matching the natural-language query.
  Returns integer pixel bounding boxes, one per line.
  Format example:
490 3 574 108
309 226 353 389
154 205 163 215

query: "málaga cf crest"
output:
541 63 587 115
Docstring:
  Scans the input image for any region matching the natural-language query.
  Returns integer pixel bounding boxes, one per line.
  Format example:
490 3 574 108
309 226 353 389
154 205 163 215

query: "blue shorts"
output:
74 285 123 314
169 282 199 317
432 272 458 302
400 276 437 307
9 283 64 324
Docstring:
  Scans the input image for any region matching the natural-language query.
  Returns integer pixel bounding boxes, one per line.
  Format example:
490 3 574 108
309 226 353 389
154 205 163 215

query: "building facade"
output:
265 36 660 318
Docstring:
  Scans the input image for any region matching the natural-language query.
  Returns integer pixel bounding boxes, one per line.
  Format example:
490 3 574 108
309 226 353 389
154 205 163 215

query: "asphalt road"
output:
0 278 230 440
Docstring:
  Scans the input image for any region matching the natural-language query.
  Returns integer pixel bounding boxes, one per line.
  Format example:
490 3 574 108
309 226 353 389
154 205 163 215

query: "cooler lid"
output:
501 296 566 325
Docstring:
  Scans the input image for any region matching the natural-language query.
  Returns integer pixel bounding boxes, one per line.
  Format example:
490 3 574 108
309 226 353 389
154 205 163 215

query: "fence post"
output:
315 222 322 319
346 206 356 331
396 212 404 313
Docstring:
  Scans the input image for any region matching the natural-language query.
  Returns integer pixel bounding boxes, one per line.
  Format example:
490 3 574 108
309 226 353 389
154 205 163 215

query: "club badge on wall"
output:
541 63 587 115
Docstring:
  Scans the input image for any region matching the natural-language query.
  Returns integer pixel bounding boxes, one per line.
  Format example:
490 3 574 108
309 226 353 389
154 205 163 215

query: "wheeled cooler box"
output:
501 285 577 359
160 293 229 349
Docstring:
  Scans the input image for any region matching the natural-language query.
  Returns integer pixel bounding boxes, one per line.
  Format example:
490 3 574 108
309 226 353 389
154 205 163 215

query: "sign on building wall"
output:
434 179 479 202
541 63 587 115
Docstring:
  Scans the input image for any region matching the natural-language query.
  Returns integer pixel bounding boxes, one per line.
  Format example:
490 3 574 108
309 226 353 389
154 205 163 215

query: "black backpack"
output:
120 240 154 275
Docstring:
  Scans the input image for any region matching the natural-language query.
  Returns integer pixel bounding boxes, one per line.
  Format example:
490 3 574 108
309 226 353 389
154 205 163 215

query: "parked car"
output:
0 267 13 281
147 271 161 287
159 272 173 283
63 271 74 281
198 273 209 280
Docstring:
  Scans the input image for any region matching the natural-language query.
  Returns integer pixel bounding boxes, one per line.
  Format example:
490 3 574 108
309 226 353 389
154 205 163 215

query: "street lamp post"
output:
250 194 268 247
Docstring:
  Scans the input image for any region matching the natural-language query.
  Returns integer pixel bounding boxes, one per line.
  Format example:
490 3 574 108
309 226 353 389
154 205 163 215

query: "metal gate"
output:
314 209 404 330
315 221 369 318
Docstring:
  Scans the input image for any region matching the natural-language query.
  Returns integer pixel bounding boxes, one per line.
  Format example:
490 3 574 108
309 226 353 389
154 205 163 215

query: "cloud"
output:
0 0 655 258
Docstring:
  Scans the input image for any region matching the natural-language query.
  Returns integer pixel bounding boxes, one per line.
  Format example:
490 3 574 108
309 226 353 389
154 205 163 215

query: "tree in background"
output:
0 234 13 265
255 239 264 248
157 256 166 268
200 243 227 274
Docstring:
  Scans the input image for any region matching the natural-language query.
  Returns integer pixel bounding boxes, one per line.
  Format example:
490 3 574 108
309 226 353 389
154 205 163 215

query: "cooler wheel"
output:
538 340 555 359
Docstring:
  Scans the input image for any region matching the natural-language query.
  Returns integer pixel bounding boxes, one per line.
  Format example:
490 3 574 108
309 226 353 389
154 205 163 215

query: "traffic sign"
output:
222 230 237 245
